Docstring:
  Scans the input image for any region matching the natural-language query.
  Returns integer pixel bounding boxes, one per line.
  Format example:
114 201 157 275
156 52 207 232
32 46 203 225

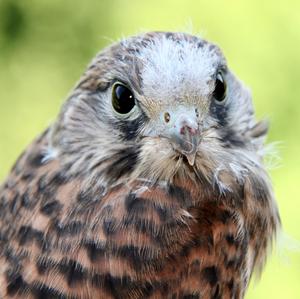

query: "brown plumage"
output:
0 32 280 299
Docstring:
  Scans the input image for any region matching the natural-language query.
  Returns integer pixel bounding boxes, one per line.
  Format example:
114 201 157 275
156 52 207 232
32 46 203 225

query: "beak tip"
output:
185 153 196 166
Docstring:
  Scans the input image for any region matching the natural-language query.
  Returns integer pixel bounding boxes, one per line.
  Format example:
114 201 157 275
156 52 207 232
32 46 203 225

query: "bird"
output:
0 31 280 299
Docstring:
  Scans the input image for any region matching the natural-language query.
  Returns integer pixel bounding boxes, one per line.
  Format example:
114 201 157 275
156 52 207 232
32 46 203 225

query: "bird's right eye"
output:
112 83 136 115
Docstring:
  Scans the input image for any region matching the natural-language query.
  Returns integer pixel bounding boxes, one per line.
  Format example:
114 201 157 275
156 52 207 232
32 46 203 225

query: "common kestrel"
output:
0 32 280 299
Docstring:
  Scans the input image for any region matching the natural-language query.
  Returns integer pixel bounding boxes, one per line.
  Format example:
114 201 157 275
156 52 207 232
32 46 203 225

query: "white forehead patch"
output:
138 35 221 102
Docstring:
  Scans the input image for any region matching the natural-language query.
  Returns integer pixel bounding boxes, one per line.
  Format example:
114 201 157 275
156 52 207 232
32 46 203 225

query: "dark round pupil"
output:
112 84 135 114
213 73 226 102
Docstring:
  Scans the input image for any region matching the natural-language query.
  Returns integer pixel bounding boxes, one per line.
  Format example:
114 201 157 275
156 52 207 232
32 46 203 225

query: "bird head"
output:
51 32 268 188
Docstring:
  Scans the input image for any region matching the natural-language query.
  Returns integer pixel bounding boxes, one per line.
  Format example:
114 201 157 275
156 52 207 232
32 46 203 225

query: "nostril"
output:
164 112 170 123
180 124 198 135
180 126 187 135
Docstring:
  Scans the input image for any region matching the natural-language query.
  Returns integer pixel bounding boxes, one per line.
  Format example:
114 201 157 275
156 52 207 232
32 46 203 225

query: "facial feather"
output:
50 32 268 191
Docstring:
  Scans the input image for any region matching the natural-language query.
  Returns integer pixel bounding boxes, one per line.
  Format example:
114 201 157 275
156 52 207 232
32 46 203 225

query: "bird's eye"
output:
112 83 135 114
213 72 227 102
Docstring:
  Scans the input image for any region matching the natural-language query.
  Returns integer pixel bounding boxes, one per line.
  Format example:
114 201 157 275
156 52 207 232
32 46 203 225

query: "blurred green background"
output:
0 0 299 297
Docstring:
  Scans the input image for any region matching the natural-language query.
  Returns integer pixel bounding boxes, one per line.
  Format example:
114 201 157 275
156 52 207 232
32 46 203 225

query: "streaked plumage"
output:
0 32 280 299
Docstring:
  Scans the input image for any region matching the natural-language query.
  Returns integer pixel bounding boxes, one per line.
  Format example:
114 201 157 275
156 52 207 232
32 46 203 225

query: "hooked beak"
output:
164 108 201 166
171 125 200 166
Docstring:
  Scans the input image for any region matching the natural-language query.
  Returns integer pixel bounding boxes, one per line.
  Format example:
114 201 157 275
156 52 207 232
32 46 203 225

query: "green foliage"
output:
0 1 299 298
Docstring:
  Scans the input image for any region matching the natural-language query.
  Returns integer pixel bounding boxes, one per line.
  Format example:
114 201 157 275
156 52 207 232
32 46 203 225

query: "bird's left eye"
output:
213 72 227 103
112 83 136 114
